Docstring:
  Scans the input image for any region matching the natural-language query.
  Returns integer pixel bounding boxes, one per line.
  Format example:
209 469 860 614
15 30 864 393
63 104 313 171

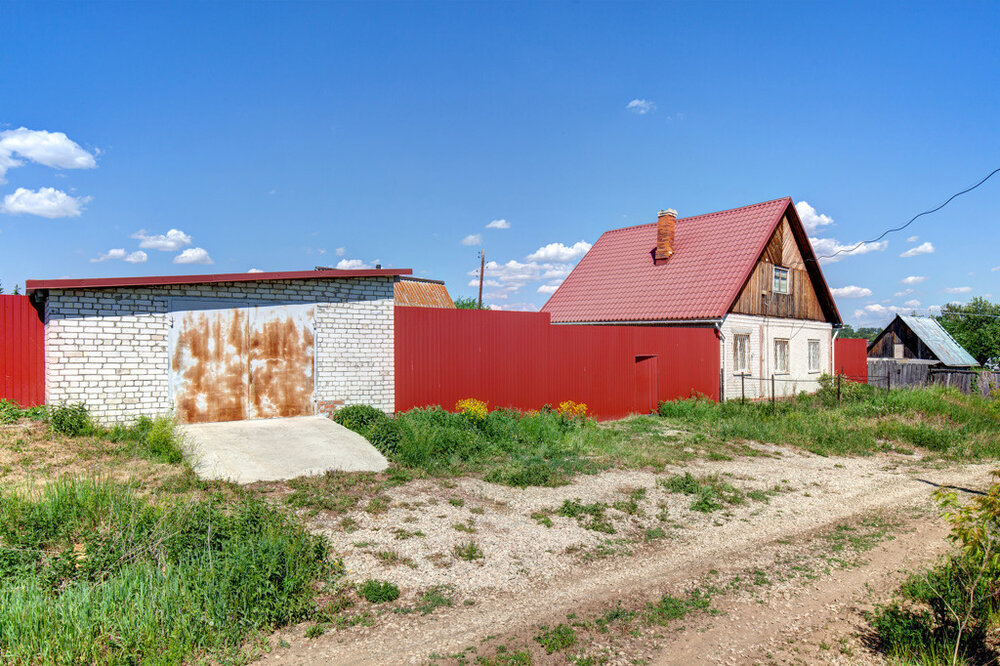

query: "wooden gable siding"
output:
868 318 939 361
730 217 825 321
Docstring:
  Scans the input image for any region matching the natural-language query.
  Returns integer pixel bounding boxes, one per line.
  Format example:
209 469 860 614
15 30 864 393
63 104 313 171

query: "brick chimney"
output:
654 208 677 265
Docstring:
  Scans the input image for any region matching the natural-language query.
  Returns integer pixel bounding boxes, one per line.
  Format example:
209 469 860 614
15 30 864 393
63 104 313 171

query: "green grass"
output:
358 579 400 604
534 623 577 654
556 499 615 533
658 382 1000 459
453 539 484 561
659 472 748 513
0 478 334 665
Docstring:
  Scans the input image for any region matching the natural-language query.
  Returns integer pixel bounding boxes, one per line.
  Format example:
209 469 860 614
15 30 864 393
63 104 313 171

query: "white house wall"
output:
719 314 833 401
43 277 395 423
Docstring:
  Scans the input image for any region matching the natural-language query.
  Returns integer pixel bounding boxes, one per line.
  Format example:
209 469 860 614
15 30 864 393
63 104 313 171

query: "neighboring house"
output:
25 268 413 424
867 314 979 368
541 197 842 400
393 277 455 308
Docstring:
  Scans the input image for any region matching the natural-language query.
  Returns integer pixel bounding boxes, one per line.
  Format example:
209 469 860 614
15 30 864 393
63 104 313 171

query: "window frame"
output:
772 266 790 294
808 339 821 373
733 333 751 375
773 338 790 374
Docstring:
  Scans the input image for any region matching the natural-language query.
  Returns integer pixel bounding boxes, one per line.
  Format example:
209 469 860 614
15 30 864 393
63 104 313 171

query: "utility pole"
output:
477 249 485 310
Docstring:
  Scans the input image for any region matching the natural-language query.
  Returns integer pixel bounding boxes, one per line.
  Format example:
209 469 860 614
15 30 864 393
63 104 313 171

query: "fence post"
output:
741 374 745 405
887 370 891 392
837 374 841 404
771 375 776 409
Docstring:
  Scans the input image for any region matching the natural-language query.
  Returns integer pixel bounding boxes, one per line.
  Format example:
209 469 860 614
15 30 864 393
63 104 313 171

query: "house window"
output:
808 339 821 373
774 339 789 373
772 266 790 294
733 334 750 374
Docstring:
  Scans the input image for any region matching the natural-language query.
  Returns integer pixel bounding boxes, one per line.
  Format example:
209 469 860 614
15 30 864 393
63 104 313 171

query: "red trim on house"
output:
25 269 412 294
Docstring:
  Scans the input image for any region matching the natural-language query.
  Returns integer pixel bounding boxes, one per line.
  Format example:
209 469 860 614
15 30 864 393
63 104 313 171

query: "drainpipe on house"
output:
832 328 840 377
715 320 726 401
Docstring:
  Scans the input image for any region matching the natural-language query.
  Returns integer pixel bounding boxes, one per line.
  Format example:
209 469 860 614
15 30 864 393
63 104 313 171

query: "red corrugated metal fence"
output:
0 295 45 406
834 337 868 384
395 307 720 420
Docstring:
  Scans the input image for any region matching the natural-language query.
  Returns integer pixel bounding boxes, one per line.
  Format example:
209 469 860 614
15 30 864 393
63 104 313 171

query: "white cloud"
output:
795 201 835 234
943 286 972 294
830 285 872 299
626 99 655 114
91 248 147 263
486 219 510 230
336 258 372 270
1 187 91 218
461 234 482 246
0 127 97 183
903 299 921 308
131 228 192 251
900 276 926 285
894 289 914 298
173 247 213 265
809 236 888 264
906 235 919 243
992 266 1000 272
864 304 891 313
928 305 942 315
526 240 592 262
335 247 347 256
537 284 560 295
900 241 935 258
248 268 264 273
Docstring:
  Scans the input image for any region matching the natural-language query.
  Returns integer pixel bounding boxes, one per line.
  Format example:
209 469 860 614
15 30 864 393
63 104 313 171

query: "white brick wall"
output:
719 314 833 401
44 277 395 423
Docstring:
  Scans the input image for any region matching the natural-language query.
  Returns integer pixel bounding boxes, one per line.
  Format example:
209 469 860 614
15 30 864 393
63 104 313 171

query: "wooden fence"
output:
867 358 999 398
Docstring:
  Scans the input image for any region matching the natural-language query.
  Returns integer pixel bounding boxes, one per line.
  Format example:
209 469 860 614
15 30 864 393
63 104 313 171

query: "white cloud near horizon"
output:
132 228 192 251
537 284 560 294
526 241 592 262
0 127 97 183
809 236 888 264
1 187 91 218
335 247 347 256
461 234 482 246
904 299 921 308
795 201 835 234
906 235 919 243
173 247 213 265
943 286 972 294
830 285 872 299
626 99 655 114
486 219 510 229
900 241 935 258
900 276 926 285
336 258 372 269
248 268 264 273
91 248 147 264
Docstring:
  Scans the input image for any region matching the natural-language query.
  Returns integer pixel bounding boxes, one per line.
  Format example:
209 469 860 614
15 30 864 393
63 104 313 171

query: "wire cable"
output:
816 166 1000 261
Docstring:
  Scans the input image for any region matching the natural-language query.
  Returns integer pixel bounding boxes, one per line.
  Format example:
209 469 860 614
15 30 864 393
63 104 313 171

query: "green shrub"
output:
0 399 47 424
0 478 332 664
49 403 92 436
358 579 400 603
333 405 388 434
367 417 402 458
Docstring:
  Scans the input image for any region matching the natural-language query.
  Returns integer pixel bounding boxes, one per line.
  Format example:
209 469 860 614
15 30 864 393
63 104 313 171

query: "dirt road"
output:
259 453 992 665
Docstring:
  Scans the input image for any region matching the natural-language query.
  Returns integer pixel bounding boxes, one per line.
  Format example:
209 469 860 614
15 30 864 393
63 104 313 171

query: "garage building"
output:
25 268 409 424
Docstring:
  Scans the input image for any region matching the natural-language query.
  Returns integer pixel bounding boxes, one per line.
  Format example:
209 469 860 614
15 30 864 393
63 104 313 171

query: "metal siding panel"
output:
835 338 869 383
0 296 44 407
394 306 721 420
248 304 316 419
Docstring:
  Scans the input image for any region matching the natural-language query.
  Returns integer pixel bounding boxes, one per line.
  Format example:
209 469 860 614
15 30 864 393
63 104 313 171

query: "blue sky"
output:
1 1 998 326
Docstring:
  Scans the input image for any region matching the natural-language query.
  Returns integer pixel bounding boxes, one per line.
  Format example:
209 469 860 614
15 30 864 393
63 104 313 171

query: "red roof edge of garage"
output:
25 268 413 295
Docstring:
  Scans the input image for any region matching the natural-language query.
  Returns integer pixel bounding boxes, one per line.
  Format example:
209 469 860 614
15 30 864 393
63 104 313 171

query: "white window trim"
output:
807 339 821 374
772 266 790 294
733 333 751 375
773 338 790 374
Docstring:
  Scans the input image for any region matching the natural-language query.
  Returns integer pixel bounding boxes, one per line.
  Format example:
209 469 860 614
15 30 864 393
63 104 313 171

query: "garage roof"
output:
25 268 412 295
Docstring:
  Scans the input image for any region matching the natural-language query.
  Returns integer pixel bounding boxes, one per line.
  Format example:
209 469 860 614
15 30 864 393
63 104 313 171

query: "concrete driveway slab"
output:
178 415 388 484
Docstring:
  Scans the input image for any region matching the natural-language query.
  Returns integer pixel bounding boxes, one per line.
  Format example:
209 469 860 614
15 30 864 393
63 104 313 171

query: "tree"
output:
11 284 20 295
938 297 1000 366
839 324 880 342
454 297 487 310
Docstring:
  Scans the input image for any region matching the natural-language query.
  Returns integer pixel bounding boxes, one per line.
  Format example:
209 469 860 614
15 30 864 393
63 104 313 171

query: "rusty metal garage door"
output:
169 300 315 424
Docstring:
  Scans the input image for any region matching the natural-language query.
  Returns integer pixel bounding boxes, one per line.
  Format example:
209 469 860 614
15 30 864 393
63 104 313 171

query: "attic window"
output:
772 266 790 294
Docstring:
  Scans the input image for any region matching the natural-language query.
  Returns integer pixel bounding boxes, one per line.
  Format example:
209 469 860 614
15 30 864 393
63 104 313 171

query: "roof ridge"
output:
602 197 792 235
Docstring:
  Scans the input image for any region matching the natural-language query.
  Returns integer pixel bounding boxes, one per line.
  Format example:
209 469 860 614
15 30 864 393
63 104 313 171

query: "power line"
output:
816 166 1000 261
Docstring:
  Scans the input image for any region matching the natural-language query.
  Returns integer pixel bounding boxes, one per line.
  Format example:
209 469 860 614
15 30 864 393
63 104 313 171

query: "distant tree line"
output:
938 297 1000 368
838 324 880 342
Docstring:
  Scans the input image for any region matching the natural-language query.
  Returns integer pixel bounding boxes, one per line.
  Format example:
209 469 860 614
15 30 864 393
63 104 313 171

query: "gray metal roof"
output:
899 315 979 367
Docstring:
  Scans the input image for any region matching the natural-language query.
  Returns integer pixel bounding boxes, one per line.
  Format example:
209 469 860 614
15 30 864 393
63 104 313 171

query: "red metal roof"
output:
542 197 839 323
393 278 455 308
25 268 412 294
